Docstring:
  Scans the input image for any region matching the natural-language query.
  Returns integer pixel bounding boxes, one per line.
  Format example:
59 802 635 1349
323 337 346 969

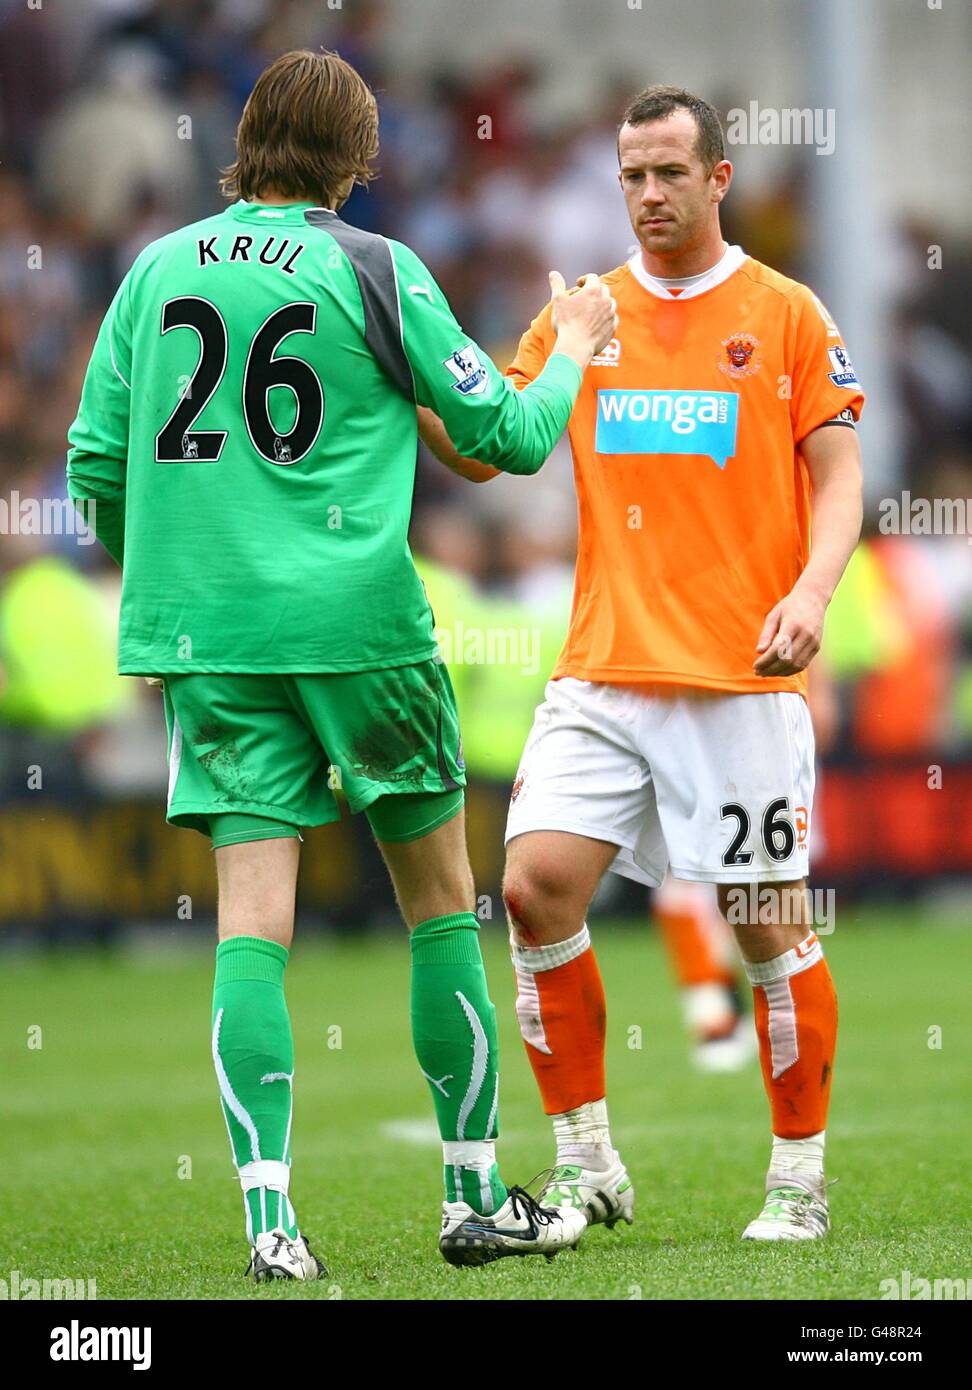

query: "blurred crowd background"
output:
2 0 971 932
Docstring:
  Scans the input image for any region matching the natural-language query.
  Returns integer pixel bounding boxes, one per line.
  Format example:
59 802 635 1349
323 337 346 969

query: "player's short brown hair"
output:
620 85 725 171
220 49 378 206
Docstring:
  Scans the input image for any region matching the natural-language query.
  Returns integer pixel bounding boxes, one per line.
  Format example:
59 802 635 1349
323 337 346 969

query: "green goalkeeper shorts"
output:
161 659 465 845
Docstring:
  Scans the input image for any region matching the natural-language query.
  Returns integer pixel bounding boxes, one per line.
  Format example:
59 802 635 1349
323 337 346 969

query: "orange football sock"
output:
510 924 606 1116
745 932 837 1139
654 878 736 988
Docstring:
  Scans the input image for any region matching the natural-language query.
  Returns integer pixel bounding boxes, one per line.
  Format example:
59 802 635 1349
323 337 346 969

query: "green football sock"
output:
212 936 298 1243
410 912 508 1215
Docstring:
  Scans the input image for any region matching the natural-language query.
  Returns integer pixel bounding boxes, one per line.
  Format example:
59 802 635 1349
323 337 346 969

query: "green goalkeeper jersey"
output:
67 199 581 674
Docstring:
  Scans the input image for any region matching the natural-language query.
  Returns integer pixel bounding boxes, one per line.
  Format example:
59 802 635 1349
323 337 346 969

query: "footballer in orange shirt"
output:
420 85 863 1242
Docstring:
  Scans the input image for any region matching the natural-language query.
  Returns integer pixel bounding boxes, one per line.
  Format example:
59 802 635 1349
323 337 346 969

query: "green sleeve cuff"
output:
538 350 584 393
490 349 583 476
67 479 126 567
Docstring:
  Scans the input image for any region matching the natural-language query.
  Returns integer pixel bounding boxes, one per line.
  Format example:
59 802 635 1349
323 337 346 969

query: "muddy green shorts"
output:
162 659 465 846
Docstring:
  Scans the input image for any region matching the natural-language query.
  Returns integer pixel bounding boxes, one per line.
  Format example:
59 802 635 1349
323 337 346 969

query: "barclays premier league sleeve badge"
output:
827 345 860 389
444 344 489 396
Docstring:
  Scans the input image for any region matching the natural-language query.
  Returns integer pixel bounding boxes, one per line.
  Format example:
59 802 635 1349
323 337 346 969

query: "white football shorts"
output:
505 677 815 886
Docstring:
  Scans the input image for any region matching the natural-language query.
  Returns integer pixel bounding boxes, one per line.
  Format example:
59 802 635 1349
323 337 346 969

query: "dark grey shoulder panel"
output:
304 210 415 402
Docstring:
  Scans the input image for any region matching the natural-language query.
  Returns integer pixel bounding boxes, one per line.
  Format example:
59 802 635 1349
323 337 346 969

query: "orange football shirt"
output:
506 247 865 696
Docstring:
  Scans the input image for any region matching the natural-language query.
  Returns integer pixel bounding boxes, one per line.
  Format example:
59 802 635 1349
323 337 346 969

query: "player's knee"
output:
502 858 574 944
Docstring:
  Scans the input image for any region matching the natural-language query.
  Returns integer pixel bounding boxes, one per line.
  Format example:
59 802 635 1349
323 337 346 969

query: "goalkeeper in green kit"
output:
67 49 616 1278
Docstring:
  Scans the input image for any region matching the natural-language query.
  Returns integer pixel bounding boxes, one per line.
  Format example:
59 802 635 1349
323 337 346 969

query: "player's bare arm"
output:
419 269 615 480
754 422 863 677
417 405 500 482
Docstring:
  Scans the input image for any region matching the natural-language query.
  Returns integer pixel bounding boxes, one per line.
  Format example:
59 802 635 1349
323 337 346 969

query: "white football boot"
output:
439 1185 587 1267
741 1173 831 1241
293 1231 328 1279
537 1152 635 1230
247 1228 328 1281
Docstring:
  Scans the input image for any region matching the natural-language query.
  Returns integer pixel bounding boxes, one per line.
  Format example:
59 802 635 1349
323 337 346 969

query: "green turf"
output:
2 908 970 1300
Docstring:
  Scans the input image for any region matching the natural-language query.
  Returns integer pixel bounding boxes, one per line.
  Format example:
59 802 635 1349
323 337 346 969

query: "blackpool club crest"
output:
718 332 763 379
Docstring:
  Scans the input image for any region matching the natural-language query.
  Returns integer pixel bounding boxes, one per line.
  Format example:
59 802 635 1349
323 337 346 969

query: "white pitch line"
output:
381 1119 440 1145
381 1118 533 1146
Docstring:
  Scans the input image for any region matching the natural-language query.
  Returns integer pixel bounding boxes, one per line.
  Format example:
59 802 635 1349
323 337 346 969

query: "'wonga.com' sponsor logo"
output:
595 390 739 469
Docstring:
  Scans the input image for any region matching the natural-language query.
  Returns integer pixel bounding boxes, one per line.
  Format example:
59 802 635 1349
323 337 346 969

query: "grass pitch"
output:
2 907 970 1300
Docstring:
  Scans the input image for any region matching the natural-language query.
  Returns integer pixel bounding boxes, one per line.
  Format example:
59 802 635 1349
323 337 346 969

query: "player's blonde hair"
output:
220 49 378 207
